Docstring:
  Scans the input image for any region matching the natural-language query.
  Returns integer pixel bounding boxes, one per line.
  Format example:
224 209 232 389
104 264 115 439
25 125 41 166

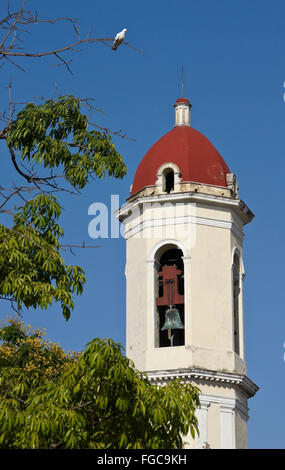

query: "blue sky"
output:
0 0 284 449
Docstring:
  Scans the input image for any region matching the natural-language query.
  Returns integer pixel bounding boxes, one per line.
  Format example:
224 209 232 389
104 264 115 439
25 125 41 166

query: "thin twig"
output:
0 3 145 73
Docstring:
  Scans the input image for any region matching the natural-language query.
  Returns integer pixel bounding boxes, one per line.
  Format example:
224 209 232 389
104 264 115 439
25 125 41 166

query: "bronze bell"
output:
161 307 184 331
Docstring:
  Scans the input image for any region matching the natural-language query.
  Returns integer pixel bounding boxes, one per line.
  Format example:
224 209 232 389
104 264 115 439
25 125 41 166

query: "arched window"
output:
163 168 174 193
154 245 185 348
155 162 181 193
233 253 240 355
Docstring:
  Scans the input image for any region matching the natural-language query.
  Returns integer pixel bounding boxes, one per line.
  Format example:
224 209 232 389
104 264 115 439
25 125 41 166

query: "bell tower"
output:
116 97 258 449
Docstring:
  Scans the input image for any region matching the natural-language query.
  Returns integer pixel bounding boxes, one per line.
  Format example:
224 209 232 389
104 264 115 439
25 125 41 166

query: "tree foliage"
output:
0 96 126 318
0 318 200 449
6 95 126 187
0 317 78 376
0 3 201 449
0 4 129 319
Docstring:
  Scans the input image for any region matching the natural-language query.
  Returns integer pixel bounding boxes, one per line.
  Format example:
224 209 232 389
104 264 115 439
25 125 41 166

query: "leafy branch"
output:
0 2 131 319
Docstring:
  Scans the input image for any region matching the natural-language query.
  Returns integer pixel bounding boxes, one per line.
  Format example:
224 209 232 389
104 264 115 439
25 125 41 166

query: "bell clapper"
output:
168 328 173 346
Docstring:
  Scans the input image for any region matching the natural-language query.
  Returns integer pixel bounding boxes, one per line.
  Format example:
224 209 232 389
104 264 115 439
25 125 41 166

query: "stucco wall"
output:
125 198 246 374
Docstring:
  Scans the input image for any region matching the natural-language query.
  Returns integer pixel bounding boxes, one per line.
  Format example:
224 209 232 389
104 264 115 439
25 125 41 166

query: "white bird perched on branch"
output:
112 28 127 50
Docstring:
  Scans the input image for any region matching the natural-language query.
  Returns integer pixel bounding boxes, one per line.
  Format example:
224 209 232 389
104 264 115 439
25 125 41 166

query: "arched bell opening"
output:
154 245 185 348
233 253 240 355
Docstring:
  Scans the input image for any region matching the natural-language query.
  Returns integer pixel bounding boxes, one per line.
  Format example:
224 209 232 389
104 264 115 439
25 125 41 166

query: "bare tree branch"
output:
0 1 140 235
0 185 35 211
0 1 145 73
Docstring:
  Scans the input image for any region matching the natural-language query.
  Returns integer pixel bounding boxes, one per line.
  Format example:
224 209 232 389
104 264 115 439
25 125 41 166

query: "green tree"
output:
0 318 200 449
0 2 128 318
0 95 126 319
0 317 79 376
0 3 201 448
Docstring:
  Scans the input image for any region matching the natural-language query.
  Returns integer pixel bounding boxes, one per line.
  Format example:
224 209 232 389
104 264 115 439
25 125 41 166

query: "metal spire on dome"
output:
174 66 192 127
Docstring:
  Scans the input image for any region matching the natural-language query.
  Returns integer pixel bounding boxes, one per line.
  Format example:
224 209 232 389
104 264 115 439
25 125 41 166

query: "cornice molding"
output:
116 191 254 224
115 192 247 241
122 212 244 241
146 367 259 399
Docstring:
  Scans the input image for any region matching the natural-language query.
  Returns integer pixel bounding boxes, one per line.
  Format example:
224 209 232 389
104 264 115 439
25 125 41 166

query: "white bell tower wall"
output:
122 193 247 375
117 187 258 449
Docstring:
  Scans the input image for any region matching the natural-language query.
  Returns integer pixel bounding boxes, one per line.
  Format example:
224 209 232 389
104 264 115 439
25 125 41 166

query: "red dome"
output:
131 126 230 195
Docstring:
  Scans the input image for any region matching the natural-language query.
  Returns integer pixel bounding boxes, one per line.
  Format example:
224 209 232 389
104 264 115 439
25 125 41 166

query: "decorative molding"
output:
147 367 259 398
116 190 253 223
155 162 182 189
147 238 190 262
123 212 244 241
195 402 209 449
191 392 248 449
220 403 233 449
116 193 245 241
202 393 249 418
